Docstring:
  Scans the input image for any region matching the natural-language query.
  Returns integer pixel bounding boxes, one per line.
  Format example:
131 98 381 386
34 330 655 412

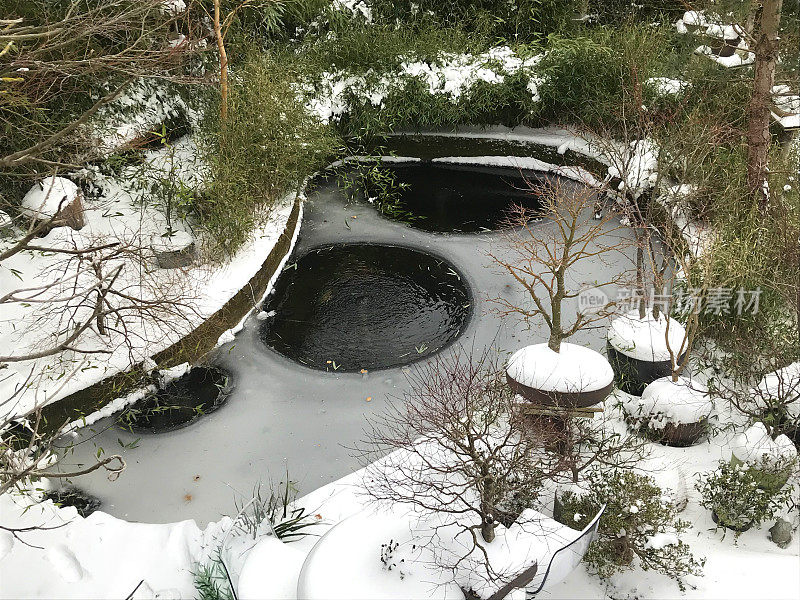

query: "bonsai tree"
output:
355 345 555 594
490 178 627 354
491 178 633 409
558 468 704 591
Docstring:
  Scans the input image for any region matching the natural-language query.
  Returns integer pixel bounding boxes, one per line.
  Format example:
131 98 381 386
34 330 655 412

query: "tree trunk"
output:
213 0 229 121
746 0 783 211
481 475 496 543
549 267 564 352
637 245 646 319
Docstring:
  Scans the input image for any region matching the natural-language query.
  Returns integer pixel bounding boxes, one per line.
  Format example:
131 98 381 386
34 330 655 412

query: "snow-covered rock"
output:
507 343 613 393
20 176 84 229
772 85 800 130
624 376 713 427
645 77 689 97
237 536 304 600
695 45 754 67
607 310 687 363
730 422 798 470
681 10 708 27
705 23 740 41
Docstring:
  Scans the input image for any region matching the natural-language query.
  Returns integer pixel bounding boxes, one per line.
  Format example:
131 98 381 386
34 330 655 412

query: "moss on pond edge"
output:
37 197 303 433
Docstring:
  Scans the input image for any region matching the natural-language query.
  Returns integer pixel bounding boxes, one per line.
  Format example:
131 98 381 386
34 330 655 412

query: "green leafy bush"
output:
198 50 339 255
535 36 627 127
558 469 704 590
696 460 792 537
369 0 578 43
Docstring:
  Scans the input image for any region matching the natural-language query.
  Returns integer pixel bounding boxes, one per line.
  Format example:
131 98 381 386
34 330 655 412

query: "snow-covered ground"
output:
0 136 300 420
2 400 797 600
2 134 797 599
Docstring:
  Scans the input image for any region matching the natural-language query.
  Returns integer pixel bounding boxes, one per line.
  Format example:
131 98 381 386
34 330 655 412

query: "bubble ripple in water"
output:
260 244 471 371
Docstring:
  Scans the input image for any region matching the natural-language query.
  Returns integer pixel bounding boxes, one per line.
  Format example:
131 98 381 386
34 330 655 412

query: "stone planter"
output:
507 375 613 409
607 311 687 396
622 376 713 447
21 176 85 230
646 419 709 447
506 343 614 410
151 230 196 269
709 37 741 57
607 342 686 397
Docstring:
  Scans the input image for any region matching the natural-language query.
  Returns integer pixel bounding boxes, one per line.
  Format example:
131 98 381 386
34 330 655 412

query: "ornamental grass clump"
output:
558 469 704 590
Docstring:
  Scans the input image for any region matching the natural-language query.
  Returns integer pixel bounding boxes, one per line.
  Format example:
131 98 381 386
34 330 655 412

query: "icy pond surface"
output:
371 163 544 232
62 169 638 525
260 243 471 371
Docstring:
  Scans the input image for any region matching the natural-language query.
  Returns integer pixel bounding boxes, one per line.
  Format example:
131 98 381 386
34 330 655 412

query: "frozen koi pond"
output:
260 243 471 371
59 149 639 526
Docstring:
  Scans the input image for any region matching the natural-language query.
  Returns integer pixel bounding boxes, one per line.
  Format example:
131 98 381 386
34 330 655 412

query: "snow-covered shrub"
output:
729 422 798 493
558 469 704 590
304 46 544 138
621 377 713 445
696 461 793 537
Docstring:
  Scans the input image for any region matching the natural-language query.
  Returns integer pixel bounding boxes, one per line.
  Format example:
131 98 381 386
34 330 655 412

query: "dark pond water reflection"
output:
373 163 545 232
260 244 471 371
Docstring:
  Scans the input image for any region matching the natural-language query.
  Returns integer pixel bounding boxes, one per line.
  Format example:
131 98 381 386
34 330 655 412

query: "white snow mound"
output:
238 536 304 600
47 544 84 583
624 376 712 426
730 422 798 469
607 310 687 362
506 343 613 393
21 176 79 219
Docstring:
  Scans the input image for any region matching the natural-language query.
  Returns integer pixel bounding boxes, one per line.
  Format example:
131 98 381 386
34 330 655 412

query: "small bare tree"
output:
489 179 630 353
0 204 200 368
356 345 557 592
